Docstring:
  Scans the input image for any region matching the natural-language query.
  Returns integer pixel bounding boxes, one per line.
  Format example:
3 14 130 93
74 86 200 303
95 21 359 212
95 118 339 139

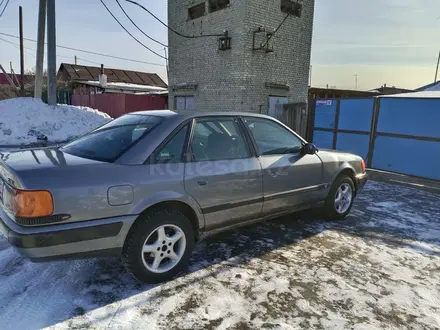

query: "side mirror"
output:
303 143 318 155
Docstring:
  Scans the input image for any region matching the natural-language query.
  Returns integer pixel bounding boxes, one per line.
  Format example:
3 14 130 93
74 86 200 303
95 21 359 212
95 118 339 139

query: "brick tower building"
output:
168 0 314 119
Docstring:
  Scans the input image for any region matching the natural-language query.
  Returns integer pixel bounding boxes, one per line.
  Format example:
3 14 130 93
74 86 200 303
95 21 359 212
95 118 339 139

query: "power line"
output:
0 0 10 18
261 11 292 49
0 36 20 48
0 32 166 67
99 0 166 59
0 36 37 58
0 36 37 60
115 0 167 48
0 36 90 61
123 0 226 39
76 57 102 65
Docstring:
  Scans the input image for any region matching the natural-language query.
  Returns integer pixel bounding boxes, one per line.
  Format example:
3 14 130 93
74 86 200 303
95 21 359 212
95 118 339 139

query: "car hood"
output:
315 148 364 166
0 148 105 171
318 148 361 158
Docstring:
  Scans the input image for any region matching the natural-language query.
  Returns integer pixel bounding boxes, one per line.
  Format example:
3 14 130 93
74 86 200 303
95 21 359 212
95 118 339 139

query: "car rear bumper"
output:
0 207 137 261
356 172 368 191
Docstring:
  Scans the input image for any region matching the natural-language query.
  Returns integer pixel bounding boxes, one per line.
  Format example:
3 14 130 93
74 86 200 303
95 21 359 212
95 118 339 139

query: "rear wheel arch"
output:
125 200 200 247
122 204 196 282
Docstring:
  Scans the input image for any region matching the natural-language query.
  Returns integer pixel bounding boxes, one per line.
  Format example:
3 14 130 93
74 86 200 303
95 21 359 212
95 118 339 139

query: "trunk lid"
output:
1 148 105 171
0 148 106 189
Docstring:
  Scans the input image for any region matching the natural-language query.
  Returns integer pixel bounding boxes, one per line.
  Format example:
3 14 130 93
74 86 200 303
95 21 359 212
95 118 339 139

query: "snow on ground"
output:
0 181 440 329
0 97 111 146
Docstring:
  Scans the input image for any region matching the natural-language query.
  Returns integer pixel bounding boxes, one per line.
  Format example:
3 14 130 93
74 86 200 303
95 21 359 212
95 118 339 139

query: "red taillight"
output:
361 160 366 173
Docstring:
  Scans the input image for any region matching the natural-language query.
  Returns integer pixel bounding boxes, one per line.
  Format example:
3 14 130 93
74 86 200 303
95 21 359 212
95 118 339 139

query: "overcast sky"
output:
0 0 439 90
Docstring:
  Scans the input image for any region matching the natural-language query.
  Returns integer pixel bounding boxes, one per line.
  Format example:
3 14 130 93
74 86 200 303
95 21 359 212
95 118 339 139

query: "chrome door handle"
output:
197 180 208 186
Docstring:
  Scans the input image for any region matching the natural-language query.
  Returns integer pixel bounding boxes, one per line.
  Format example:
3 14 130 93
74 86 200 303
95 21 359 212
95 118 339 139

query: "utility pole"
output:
19 6 24 96
10 62 20 87
34 0 46 99
47 0 57 105
0 65 18 91
354 74 358 90
164 47 169 83
309 65 312 87
434 50 440 84
74 55 77 65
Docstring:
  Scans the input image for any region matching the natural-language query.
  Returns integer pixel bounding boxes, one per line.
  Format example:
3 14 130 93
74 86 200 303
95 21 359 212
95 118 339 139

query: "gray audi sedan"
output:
0 111 367 283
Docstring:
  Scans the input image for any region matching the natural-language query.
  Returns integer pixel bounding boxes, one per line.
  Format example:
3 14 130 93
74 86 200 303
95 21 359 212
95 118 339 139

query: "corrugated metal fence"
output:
71 93 167 118
310 97 440 180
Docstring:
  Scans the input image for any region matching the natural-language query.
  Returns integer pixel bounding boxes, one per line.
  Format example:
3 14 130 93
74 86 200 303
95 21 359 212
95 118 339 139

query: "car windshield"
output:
61 114 164 162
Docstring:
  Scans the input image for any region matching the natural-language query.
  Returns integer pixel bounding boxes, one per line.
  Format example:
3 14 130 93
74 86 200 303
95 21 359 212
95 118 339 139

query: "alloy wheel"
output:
141 224 186 274
334 183 353 214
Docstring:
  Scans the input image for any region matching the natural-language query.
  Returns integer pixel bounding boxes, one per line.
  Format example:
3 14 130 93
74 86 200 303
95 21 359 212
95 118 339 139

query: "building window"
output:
188 3 205 20
280 0 302 17
175 95 195 110
209 0 230 13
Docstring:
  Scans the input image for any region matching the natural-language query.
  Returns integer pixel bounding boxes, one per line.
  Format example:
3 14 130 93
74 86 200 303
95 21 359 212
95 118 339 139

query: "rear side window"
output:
190 117 250 161
61 115 164 162
154 125 189 163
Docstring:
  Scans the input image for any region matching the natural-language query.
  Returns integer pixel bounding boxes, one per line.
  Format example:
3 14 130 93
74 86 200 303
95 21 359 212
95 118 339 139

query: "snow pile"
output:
0 97 112 146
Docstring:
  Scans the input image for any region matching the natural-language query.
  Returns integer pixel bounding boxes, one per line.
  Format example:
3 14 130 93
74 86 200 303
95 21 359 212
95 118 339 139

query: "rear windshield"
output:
61 114 164 162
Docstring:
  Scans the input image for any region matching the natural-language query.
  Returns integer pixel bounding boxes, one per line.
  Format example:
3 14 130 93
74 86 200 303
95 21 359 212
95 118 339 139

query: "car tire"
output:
323 174 355 221
122 209 195 283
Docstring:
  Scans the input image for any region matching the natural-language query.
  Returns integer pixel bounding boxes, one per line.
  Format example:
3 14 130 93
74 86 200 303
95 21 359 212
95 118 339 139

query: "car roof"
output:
128 109 275 121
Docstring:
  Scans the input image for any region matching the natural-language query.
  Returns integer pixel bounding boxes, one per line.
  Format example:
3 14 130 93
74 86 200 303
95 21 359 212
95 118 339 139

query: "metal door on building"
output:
175 95 195 110
268 96 288 120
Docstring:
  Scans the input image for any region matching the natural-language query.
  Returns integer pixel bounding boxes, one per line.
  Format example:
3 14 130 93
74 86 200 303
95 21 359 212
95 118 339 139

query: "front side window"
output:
155 125 189 163
61 115 164 162
190 117 249 161
244 117 303 155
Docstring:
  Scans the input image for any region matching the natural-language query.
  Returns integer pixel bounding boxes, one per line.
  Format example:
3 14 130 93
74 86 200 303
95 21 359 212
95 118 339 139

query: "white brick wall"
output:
168 0 315 114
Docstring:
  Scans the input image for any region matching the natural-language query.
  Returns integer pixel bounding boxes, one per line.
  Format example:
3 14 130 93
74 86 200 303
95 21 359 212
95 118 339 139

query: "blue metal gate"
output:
312 98 373 161
310 96 440 181
371 98 440 180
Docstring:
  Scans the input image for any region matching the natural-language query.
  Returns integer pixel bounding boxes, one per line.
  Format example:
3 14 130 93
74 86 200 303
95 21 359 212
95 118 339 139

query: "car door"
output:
242 116 326 215
184 116 263 231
